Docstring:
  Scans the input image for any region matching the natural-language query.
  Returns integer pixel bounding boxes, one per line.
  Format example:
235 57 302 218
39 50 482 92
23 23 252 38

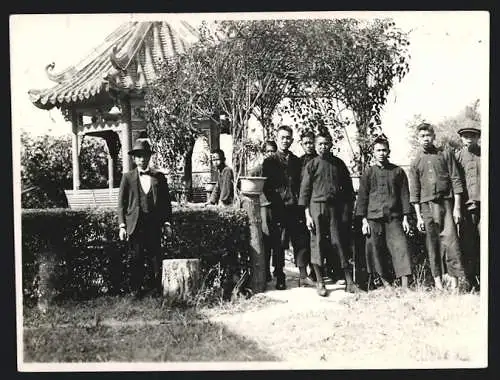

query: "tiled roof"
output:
28 21 200 110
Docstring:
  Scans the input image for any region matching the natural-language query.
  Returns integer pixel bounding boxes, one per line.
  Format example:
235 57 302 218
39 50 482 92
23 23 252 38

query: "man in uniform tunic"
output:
409 123 465 291
206 148 234 207
300 132 359 296
297 131 318 285
356 137 413 290
455 126 481 290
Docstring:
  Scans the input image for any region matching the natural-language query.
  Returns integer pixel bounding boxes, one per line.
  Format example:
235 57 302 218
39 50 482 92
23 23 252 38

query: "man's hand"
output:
402 215 410 234
416 216 425 232
453 205 462 225
164 222 173 238
204 201 213 208
471 213 479 225
305 209 315 234
361 218 371 236
119 227 127 241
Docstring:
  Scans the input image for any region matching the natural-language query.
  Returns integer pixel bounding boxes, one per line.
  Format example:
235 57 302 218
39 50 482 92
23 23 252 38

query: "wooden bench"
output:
191 187 207 203
65 188 120 209
65 186 207 209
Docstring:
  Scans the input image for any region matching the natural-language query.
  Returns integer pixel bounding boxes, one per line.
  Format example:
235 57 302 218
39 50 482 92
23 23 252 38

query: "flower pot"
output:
239 176 267 194
204 181 217 192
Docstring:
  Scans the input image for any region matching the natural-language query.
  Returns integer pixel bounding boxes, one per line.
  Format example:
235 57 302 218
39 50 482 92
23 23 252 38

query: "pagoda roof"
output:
28 21 200 110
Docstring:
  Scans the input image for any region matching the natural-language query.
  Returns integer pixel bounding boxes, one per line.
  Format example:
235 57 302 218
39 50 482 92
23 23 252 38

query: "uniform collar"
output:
277 150 291 160
375 160 390 168
467 144 481 155
421 145 439 154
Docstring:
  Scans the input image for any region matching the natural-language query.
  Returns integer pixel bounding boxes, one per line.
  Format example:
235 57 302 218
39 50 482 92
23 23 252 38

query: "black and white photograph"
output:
10 11 489 371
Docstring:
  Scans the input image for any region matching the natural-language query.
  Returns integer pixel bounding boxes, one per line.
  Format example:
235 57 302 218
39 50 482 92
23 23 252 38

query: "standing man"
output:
262 125 305 290
298 131 318 285
356 137 413 290
455 126 481 290
206 148 234 207
118 139 173 299
409 123 465 291
299 131 359 296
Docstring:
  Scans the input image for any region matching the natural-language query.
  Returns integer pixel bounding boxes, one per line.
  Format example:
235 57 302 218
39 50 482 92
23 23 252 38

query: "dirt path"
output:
198 264 484 367
200 265 371 366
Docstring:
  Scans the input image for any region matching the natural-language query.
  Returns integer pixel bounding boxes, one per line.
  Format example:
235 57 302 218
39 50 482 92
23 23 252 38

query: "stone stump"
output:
240 191 266 294
161 258 201 304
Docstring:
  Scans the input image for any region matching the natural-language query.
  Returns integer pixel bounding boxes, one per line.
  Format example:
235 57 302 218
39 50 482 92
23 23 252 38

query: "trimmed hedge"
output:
22 206 250 305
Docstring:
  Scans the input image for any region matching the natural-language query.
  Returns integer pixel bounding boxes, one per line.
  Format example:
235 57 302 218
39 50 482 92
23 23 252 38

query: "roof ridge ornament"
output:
45 62 78 83
110 22 153 71
110 46 129 71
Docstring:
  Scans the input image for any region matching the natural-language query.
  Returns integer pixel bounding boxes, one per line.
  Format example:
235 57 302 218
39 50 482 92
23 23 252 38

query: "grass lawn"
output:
23 294 282 362
22 287 485 365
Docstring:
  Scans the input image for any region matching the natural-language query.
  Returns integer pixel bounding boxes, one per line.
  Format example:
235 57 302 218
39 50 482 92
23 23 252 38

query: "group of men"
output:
117 121 481 299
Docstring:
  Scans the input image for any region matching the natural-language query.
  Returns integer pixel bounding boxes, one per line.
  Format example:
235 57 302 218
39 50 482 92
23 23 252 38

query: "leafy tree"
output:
144 20 296 192
144 17 411 186
21 132 121 208
283 18 411 174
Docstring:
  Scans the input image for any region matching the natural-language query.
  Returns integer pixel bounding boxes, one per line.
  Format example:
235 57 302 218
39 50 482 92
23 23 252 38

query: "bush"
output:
22 206 250 305
21 132 123 208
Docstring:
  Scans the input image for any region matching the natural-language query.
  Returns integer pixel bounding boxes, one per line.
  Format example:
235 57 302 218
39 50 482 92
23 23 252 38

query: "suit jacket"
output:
117 168 173 236
262 150 301 208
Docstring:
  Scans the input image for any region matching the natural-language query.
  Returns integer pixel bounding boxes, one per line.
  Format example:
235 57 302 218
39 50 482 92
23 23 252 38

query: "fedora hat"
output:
128 139 155 156
457 126 481 136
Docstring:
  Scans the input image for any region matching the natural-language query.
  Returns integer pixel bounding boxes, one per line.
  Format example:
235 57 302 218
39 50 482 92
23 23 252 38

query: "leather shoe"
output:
317 282 327 297
266 272 272 282
276 273 286 290
345 283 362 293
299 276 316 287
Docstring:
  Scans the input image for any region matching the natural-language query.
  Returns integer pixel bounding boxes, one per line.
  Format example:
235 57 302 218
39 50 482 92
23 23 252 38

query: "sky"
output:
10 11 489 166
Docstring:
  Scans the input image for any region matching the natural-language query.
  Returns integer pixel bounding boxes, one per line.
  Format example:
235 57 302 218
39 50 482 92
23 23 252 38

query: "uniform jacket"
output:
409 145 463 204
355 162 411 220
209 165 234 205
117 168 173 236
299 153 355 206
455 145 481 203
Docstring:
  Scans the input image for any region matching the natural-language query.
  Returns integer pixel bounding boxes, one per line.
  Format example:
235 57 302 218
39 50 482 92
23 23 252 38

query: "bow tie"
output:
139 170 152 176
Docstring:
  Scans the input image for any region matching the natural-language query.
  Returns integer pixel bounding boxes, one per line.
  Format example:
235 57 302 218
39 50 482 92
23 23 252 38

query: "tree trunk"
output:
183 141 194 202
161 258 200 304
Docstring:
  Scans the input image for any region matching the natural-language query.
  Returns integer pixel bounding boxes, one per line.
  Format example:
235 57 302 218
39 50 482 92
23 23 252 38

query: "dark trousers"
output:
261 205 277 272
309 201 350 268
128 216 162 292
460 206 480 286
269 204 308 271
365 218 412 279
421 199 464 278
295 206 311 267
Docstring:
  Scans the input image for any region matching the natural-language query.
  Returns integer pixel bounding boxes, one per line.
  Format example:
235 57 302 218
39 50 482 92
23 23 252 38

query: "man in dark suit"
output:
262 125 306 290
118 139 173 298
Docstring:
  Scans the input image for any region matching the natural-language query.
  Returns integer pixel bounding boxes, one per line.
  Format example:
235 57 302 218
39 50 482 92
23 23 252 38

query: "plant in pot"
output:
234 138 267 197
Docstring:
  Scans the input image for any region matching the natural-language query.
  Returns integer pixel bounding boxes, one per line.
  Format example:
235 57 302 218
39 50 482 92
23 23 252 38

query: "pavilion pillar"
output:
71 109 80 190
121 98 133 173
107 155 114 190
104 131 120 190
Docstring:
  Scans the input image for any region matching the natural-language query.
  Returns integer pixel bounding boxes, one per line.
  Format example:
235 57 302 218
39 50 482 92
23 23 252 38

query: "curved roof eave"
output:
28 21 199 110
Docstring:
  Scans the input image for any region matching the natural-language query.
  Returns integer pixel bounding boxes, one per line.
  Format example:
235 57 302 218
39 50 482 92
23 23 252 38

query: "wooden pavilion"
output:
28 21 220 208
